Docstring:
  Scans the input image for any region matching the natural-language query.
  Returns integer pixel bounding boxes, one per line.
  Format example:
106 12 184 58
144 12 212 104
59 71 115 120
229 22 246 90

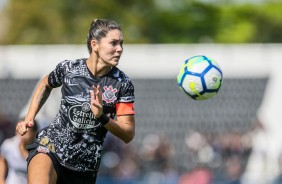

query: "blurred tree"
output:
1 0 154 44
2 0 64 44
1 0 282 44
253 3 282 43
142 1 220 43
215 3 282 43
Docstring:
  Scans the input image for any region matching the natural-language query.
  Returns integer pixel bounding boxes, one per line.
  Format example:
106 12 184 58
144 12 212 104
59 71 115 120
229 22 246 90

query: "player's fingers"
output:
96 85 103 104
92 85 97 94
26 121 34 128
90 89 97 105
96 85 100 91
16 122 28 136
90 90 98 107
95 85 102 103
96 85 101 95
91 101 101 109
16 121 24 131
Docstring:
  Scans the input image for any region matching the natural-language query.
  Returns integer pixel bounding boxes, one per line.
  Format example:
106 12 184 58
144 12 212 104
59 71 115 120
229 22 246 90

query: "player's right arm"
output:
16 75 53 136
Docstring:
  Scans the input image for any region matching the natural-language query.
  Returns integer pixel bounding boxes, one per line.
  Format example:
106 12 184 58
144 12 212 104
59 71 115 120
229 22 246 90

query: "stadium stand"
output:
0 78 267 172
0 78 39 123
132 78 268 170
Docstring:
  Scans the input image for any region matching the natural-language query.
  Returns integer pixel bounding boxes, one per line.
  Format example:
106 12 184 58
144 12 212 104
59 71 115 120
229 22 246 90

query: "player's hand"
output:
16 120 34 136
90 85 103 118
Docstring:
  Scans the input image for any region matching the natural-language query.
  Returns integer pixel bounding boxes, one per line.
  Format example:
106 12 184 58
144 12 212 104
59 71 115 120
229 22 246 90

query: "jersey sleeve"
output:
48 60 68 88
116 77 135 116
118 78 135 103
116 102 135 116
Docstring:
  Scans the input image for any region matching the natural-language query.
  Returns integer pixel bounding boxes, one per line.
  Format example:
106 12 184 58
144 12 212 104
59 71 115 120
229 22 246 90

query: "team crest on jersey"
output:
102 85 118 103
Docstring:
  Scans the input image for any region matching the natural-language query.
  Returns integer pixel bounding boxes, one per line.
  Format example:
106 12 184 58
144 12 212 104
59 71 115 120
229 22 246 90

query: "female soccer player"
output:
16 19 136 184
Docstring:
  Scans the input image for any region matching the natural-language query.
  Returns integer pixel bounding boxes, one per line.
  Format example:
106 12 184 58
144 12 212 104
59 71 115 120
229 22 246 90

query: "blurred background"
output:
1 0 282 183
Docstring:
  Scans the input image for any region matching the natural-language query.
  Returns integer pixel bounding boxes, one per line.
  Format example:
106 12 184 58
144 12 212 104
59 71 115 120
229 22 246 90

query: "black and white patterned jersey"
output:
36 58 135 172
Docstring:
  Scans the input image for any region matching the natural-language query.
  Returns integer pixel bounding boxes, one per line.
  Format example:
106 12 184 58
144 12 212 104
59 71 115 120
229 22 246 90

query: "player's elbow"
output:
123 137 133 144
122 131 135 144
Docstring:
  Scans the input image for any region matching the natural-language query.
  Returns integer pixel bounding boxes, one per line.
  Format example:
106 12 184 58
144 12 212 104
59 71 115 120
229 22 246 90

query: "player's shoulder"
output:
58 58 86 68
111 67 132 83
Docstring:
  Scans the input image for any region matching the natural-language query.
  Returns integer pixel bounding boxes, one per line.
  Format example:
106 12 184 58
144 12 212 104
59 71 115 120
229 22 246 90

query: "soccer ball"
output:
177 55 223 100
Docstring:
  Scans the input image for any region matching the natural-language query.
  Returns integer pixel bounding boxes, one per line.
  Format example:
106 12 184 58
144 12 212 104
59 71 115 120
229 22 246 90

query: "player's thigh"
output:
28 153 57 184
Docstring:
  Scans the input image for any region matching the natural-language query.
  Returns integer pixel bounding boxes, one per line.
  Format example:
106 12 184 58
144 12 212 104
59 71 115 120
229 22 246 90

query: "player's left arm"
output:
104 113 135 143
90 85 135 143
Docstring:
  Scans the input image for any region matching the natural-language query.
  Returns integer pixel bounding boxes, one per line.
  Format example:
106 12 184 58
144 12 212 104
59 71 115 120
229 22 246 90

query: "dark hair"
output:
87 19 121 53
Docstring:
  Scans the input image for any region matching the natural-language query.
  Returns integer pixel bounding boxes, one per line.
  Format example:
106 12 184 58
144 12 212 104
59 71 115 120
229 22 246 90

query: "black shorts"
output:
26 142 97 184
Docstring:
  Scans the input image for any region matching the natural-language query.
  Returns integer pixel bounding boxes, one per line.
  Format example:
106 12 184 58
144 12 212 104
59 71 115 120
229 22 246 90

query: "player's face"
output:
97 29 123 67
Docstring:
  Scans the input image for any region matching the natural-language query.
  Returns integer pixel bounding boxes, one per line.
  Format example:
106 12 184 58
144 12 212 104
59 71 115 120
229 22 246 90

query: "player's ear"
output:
91 39 99 52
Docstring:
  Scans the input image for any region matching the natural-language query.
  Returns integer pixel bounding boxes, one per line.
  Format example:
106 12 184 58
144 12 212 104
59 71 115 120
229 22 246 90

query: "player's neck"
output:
86 58 112 77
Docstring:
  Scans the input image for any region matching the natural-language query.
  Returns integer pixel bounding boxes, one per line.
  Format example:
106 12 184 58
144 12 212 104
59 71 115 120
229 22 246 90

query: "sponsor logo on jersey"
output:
39 136 49 146
37 146 50 153
39 137 56 153
47 143 56 153
68 102 99 129
102 85 118 103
